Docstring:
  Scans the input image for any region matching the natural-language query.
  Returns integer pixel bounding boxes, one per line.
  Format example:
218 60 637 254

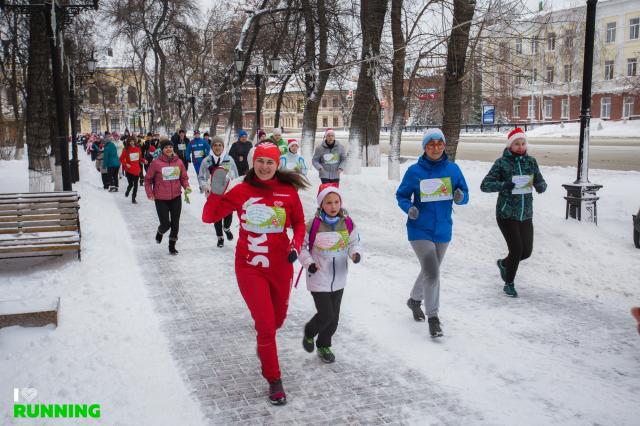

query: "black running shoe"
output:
268 379 287 405
302 335 314 353
217 237 224 248
155 232 163 244
168 240 178 255
317 347 335 363
407 298 426 322
428 316 443 338
224 228 233 241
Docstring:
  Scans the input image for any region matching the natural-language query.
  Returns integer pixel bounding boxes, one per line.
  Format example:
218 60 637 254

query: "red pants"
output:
236 263 293 382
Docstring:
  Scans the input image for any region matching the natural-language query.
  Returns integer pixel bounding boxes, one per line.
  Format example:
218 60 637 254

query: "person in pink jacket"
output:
144 139 191 254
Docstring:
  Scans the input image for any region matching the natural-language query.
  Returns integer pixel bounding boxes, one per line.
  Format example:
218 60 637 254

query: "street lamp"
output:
176 82 185 128
87 50 97 74
235 53 281 132
562 0 602 224
189 94 196 130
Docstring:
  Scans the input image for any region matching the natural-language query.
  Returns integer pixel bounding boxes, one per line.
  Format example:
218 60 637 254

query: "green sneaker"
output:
503 283 518 297
496 259 507 283
317 347 335 363
302 336 314 353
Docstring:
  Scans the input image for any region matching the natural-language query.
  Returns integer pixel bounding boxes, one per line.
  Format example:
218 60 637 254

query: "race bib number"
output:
193 150 203 158
178 143 186 151
161 166 180 181
512 174 533 194
314 230 349 258
243 204 286 233
129 152 139 161
420 177 453 202
323 153 339 164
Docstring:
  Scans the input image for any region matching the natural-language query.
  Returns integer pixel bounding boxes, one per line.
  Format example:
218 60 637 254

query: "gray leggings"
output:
410 240 449 318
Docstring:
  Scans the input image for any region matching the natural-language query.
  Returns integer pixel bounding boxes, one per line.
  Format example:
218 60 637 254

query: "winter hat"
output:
287 138 299 149
194 129 200 135
324 128 335 138
253 142 281 166
273 128 282 137
258 130 266 139
507 128 527 147
238 130 248 138
210 135 224 146
421 128 446 150
160 139 173 150
316 183 342 207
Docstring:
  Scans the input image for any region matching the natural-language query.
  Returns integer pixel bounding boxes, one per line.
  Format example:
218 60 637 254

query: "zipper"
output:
517 159 524 221
330 257 336 292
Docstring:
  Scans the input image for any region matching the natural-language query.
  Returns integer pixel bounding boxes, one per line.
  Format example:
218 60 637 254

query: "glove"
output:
210 168 228 195
308 263 318 274
408 206 419 220
183 187 192 204
534 182 546 194
453 188 464 203
502 181 515 191
287 249 298 263
352 253 361 264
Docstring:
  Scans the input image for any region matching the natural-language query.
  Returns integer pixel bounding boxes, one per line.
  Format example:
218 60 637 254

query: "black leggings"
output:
125 172 138 200
497 217 533 283
214 214 233 238
304 289 344 348
154 196 182 241
107 167 119 188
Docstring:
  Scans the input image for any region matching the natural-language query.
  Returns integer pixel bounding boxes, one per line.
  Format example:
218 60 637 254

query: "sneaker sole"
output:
430 333 443 338
269 397 287 406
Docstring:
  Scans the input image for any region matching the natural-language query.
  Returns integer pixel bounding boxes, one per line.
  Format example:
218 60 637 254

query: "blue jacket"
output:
396 154 469 243
185 137 211 167
102 140 121 169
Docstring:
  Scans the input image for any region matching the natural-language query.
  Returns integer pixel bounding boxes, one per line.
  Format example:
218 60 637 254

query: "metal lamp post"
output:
189 95 196 130
177 82 185 129
562 0 602 224
235 54 280 132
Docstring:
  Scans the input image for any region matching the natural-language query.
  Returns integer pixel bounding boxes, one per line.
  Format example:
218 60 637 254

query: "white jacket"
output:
298 211 361 292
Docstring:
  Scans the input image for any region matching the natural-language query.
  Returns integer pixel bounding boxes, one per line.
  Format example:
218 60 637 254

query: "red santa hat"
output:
316 183 342 207
507 128 527 147
287 138 299 148
253 142 281 166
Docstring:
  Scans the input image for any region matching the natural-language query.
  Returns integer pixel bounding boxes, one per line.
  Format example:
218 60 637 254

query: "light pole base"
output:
562 182 603 225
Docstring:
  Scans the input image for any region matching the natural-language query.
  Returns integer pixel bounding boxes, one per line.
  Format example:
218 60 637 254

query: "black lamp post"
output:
189 95 196 130
176 82 185 129
149 107 155 132
234 54 281 133
562 0 602 224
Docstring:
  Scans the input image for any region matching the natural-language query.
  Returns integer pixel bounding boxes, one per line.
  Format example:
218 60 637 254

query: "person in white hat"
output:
312 128 346 183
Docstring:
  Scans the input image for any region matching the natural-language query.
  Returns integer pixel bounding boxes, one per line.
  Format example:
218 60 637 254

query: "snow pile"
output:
526 118 640 138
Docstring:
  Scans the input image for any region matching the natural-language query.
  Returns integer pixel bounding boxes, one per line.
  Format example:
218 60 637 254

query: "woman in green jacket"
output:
480 128 546 297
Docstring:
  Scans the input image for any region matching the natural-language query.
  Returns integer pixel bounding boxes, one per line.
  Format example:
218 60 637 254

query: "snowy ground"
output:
0 149 639 425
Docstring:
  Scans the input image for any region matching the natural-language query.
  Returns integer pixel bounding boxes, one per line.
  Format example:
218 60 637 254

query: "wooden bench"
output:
0 191 81 260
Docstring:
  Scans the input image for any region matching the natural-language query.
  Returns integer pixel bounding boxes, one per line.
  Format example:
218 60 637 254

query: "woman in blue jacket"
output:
396 128 469 338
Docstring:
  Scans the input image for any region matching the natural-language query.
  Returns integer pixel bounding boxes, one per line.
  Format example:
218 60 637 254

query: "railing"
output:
381 120 584 133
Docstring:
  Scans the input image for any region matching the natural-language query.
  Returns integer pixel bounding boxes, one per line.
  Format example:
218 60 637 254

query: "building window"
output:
630 18 639 40
531 37 538 54
513 100 521 118
564 32 574 48
515 38 522 54
297 118 303 128
91 118 100 134
527 99 536 118
561 98 569 119
623 97 634 118
547 33 556 51
600 97 611 119
322 98 327 108
606 22 616 43
129 118 136 130
515 71 522 86
333 116 339 127
297 99 305 112
604 60 614 80
127 86 137 104
628 58 638 76
322 116 328 127
546 66 554 83
89 86 99 104
564 64 572 82
110 118 120 133
543 98 552 119
532 68 538 82
332 97 339 108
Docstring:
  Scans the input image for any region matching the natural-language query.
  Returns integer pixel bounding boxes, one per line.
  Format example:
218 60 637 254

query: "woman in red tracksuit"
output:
119 135 144 204
202 142 308 406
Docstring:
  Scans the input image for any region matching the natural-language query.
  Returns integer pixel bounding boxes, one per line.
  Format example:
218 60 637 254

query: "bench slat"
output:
0 213 78 223
0 244 79 254
0 225 79 234
0 237 80 247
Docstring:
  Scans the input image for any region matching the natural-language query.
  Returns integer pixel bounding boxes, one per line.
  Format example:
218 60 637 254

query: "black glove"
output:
502 181 515 191
287 249 298 263
352 253 361 264
308 263 318 274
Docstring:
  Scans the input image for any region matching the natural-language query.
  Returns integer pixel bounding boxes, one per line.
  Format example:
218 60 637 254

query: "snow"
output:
1 144 639 425
0 155 205 425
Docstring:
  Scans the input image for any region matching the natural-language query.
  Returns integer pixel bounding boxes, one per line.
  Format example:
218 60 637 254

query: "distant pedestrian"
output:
632 307 640 335
171 129 190 172
269 127 287 155
120 135 144 204
228 130 253 176
186 129 211 174
312 128 346 184
103 134 121 192
396 128 469 338
480 128 547 298
279 139 308 175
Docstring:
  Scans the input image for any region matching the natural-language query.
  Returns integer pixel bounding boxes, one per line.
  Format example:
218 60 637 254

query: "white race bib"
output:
323 153 339 164
161 166 180 181
193 150 203 158
420 177 453 202
314 230 349 258
178 143 186 151
129 152 139 161
512 174 533 194
243 204 286 234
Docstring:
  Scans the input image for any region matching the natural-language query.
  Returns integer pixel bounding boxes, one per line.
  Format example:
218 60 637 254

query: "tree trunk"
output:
388 0 405 181
442 0 476 161
26 6 53 192
274 73 292 129
346 0 388 173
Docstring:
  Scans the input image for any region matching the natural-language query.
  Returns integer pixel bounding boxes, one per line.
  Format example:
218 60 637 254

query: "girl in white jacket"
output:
298 183 361 363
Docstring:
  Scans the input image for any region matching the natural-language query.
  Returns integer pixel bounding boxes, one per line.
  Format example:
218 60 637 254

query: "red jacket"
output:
119 146 144 176
202 178 305 270
144 154 189 200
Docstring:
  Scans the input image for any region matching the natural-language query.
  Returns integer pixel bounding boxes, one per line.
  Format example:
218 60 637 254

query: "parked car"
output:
634 208 640 248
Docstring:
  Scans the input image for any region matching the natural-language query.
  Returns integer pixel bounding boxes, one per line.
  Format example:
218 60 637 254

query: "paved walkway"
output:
114 191 480 425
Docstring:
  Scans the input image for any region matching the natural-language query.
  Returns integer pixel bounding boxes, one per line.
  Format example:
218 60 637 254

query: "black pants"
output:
138 167 144 184
214 214 233 238
305 289 344 348
155 196 182 241
497 217 533 283
320 178 340 184
125 172 138 200
107 167 119 188
101 172 109 189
